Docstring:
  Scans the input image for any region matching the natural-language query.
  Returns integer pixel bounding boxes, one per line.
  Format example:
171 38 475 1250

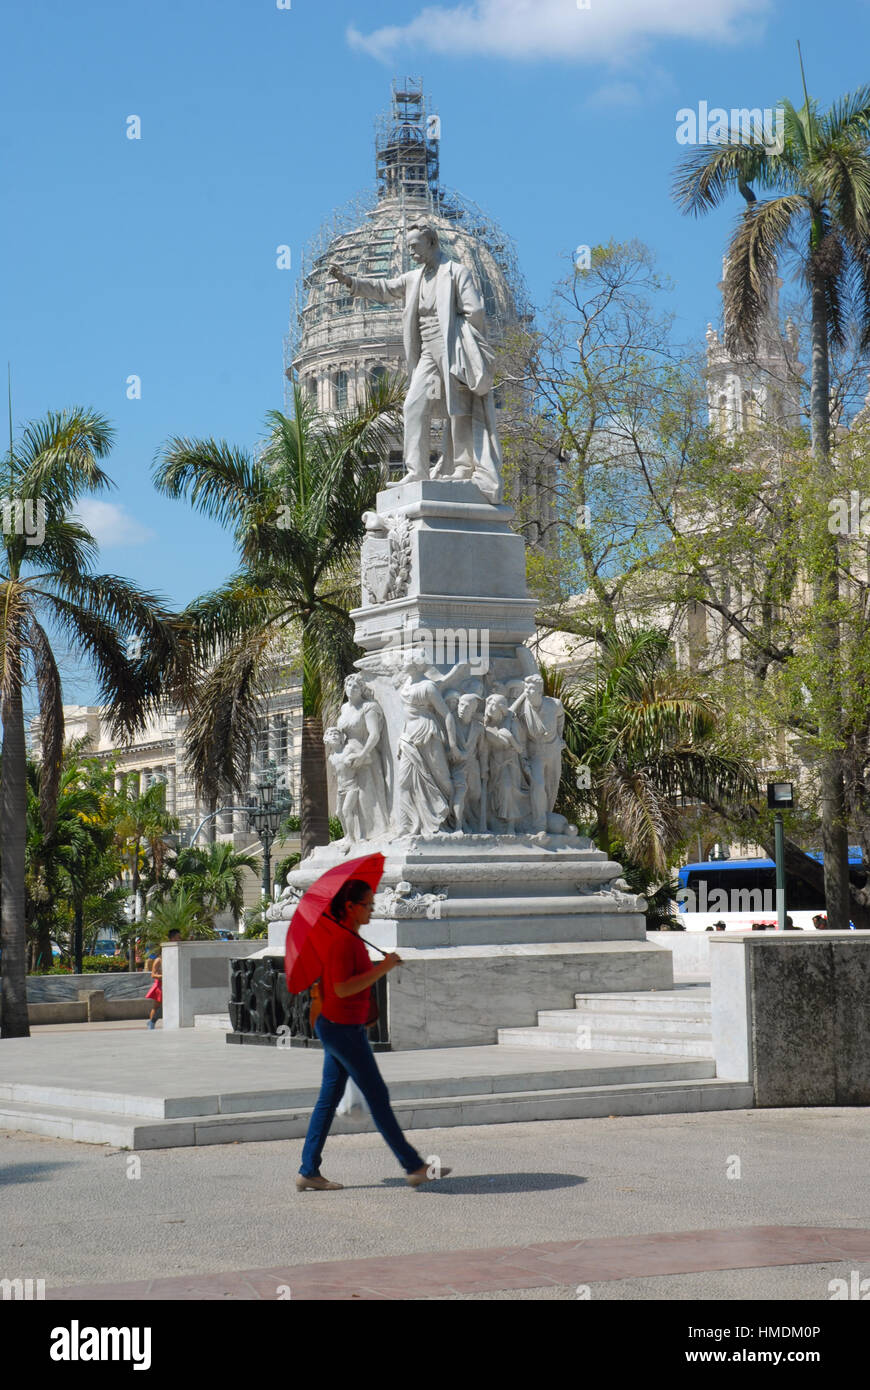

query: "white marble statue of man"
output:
510 673 565 832
329 223 503 505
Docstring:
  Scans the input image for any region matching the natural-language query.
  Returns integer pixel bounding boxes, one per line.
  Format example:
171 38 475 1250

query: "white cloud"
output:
73 500 155 548
348 0 768 64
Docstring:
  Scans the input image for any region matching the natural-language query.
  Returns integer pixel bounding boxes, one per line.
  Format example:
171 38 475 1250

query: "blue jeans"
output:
299 1018 425 1177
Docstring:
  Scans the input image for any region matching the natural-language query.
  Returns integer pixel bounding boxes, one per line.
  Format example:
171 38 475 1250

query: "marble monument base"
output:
266 834 674 1049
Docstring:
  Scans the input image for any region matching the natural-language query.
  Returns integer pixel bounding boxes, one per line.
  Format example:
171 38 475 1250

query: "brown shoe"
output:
296 1175 344 1191
406 1164 452 1187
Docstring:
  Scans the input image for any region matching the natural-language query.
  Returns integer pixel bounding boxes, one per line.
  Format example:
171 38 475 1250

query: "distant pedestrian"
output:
297 879 451 1191
812 914 827 930
146 929 181 1029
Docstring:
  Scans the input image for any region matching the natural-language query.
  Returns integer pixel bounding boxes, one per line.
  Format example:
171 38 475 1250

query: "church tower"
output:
705 258 804 437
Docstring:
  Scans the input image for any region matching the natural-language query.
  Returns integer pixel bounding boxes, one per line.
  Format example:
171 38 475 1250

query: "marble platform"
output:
0 1027 750 1149
268 834 673 1047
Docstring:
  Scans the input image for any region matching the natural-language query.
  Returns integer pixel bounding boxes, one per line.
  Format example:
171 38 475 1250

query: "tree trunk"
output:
129 841 141 973
74 903 84 975
35 918 54 972
300 716 330 860
1 678 31 1038
809 264 851 930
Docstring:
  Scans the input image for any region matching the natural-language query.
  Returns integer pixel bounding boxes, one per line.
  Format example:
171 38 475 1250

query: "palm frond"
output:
722 195 808 350
672 142 785 217
183 627 275 800
153 437 265 536
15 408 115 508
0 579 27 710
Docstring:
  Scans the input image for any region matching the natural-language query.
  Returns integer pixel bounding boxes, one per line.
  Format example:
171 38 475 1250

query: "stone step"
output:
573 990 711 1017
497 1026 715 1058
0 1055 716 1119
370 916 650 948
0 1075 752 1149
537 1009 712 1036
194 1014 232 1030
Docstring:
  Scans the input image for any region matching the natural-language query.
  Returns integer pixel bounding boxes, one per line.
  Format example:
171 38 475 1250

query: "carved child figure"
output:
323 726 365 842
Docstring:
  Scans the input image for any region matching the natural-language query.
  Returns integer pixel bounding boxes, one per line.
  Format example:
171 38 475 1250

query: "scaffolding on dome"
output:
375 76 440 204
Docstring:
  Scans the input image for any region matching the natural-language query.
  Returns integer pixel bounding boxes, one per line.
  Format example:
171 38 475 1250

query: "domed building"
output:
286 79 552 519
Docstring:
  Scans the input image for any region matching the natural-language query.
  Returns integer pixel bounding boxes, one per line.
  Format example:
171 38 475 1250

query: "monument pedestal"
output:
266 833 673 1049
256 473 673 1051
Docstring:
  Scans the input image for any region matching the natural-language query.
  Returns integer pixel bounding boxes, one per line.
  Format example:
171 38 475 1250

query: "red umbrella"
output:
285 852 385 993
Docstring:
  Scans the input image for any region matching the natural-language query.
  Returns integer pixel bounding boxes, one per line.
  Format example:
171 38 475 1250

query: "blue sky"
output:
3 0 869 703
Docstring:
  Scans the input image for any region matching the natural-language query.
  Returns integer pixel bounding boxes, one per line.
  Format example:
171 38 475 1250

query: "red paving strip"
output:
45 1226 870 1301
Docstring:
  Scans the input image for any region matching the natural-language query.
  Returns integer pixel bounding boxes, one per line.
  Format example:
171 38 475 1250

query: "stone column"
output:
268 715 279 767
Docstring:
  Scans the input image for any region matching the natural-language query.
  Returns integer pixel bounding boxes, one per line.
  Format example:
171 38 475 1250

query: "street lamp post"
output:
767 782 794 931
246 762 293 901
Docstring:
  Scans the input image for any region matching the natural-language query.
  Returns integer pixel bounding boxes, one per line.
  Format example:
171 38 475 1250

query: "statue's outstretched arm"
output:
351 273 407 305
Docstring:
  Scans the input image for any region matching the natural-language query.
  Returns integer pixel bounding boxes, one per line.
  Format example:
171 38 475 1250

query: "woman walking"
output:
297 879 450 1191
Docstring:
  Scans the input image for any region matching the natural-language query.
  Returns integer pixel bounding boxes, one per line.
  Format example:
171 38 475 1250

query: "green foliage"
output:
616 862 684 931
243 901 271 938
671 76 870 925
35 956 128 974
279 813 341 842
79 955 129 972
174 841 261 922
274 853 301 887
546 628 757 872
140 886 215 944
152 378 404 850
501 240 703 634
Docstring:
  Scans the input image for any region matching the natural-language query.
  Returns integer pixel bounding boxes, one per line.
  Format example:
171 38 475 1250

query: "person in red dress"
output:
297 879 451 1190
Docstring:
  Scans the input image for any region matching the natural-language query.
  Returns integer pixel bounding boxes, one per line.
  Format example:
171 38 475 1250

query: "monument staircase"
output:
498 982 714 1058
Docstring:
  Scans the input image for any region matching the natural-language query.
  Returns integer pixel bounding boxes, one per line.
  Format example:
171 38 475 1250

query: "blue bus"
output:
676 850 867 930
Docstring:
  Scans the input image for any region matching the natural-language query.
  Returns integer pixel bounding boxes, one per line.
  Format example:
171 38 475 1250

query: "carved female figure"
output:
483 693 525 834
336 673 391 838
395 653 468 836
451 692 484 832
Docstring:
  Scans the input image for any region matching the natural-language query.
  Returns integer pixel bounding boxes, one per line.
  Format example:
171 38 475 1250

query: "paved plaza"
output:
1 1026 869 1301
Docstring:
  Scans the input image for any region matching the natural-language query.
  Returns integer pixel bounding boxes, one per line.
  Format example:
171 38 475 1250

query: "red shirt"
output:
320 930 372 1024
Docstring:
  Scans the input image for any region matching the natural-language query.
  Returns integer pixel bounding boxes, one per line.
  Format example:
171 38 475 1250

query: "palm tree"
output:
25 754 113 971
141 886 214 944
551 627 757 873
111 775 179 946
153 376 403 859
174 841 261 926
0 407 194 1037
672 67 870 926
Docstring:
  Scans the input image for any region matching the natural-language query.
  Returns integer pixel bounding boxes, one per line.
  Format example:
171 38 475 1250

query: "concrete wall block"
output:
831 943 870 1105
710 936 870 1106
750 942 836 1107
26 972 152 1003
77 990 107 1022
